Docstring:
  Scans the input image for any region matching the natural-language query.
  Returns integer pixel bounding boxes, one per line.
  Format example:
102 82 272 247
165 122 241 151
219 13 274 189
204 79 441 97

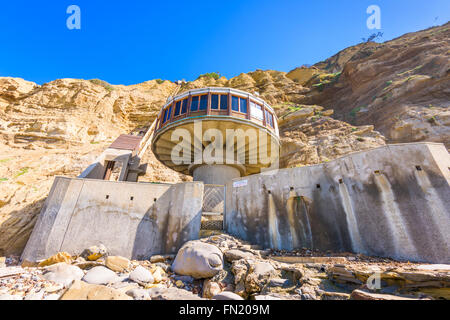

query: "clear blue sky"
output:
0 0 448 85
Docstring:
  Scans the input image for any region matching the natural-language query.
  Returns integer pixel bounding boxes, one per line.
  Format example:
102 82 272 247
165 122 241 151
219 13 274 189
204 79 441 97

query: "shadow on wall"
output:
0 197 46 256
132 187 202 260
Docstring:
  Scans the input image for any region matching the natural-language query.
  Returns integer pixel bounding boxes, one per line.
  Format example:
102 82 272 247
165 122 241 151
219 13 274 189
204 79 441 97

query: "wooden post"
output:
207 90 211 115
228 91 232 116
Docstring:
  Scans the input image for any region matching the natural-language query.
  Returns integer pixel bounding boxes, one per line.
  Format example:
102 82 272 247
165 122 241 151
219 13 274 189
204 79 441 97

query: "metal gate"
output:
201 184 225 230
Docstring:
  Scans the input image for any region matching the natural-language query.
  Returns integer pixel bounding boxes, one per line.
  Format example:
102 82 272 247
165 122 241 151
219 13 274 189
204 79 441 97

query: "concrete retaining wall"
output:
21 178 203 262
225 143 450 263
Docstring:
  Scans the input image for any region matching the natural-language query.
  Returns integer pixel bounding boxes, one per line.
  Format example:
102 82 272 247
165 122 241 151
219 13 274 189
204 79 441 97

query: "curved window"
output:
181 98 188 114
232 96 239 111
191 96 199 111
239 98 247 114
250 101 263 120
174 100 181 116
265 109 274 128
220 95 228 110
199 95 208 110
211 94 219 109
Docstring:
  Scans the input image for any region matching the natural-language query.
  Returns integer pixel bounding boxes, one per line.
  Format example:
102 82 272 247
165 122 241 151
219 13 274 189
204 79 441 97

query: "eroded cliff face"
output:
0 22 448 256
290 22 450 148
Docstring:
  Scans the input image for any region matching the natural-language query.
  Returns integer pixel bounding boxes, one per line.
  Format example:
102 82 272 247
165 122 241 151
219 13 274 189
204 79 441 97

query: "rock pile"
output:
0 234 449 300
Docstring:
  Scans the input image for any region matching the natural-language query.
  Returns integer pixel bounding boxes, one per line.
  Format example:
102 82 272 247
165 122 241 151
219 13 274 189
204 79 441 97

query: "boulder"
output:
224 249 255 262
42 263 84 287
38 252 72 267
350 289 415 300
60 280 132 300
253 295 282 300
212 291 244 300
81 244 108 261
129 266 154 284
82 266 120 285
147 287 204 300
126 288 151 300
172 241 223 279
105 256 130 273
202 280 222 299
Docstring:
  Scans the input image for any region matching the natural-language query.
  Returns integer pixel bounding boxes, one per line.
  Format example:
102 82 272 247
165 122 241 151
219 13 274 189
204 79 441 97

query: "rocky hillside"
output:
291 22 450 147
0 22 448 257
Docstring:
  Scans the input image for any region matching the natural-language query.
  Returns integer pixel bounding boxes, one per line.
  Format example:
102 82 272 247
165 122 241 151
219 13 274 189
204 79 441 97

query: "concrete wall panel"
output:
225 143 450 263
22 179 203 262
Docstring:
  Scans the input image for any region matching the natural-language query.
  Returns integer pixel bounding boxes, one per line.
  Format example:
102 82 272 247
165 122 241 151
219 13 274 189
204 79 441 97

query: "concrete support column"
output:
193 164 241 185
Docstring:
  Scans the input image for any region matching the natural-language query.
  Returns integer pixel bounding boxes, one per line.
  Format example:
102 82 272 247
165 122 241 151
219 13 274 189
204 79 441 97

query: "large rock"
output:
129 266 154 284
82 266 120 285
202 280 222 299
350 289 416 300
105 256 130 273
172 241 223 279
60 280 132 300
147 287 204 300
224 249 255 262
81 245 108 261
42 263 84 287
212 291 244 300
38 252 72 267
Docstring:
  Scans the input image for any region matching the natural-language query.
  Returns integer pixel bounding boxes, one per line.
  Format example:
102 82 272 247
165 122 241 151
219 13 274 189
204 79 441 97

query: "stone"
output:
224 249 255 262
268 278 290 288
253 262 275 277
202 280 222 299
172 240 223 279
21 260 38 268
24 291 45 300
212 291 244 300
0 294 23 300
81 244 108 261
42 263 84 287
149 255 165 263
253 295 282 300
147 287 204 300
38 252 72 267
44 293 61 300
82 266 120 285
126 288 151 300
0 257 6 268
105 256 130 273
151 266 165 283
350 289 415 300
60 280 132 300
129 266 154 284
173 275 194 284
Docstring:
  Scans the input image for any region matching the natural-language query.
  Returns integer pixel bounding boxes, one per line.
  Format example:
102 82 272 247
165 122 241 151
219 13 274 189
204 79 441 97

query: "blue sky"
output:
0 0 448 85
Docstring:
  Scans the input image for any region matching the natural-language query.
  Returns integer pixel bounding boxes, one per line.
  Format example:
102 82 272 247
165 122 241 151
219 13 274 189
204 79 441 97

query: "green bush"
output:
89 79 114 92
155 79 164 84
197 72 221 80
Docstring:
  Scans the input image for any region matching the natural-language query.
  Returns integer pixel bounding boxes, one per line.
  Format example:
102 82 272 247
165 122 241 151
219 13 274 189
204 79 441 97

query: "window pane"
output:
167 106 172 120
163 108 168 123
220 95 228 110
251 102 263 120
199 95 208 110
174 101 181 116
181 99 187 114
239 98 247 114
191 96 199 111
211 94 219 109
232 96 239 111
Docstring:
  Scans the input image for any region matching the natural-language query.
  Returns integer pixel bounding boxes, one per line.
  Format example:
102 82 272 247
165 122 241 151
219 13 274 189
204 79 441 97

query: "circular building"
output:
151 87 280 185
